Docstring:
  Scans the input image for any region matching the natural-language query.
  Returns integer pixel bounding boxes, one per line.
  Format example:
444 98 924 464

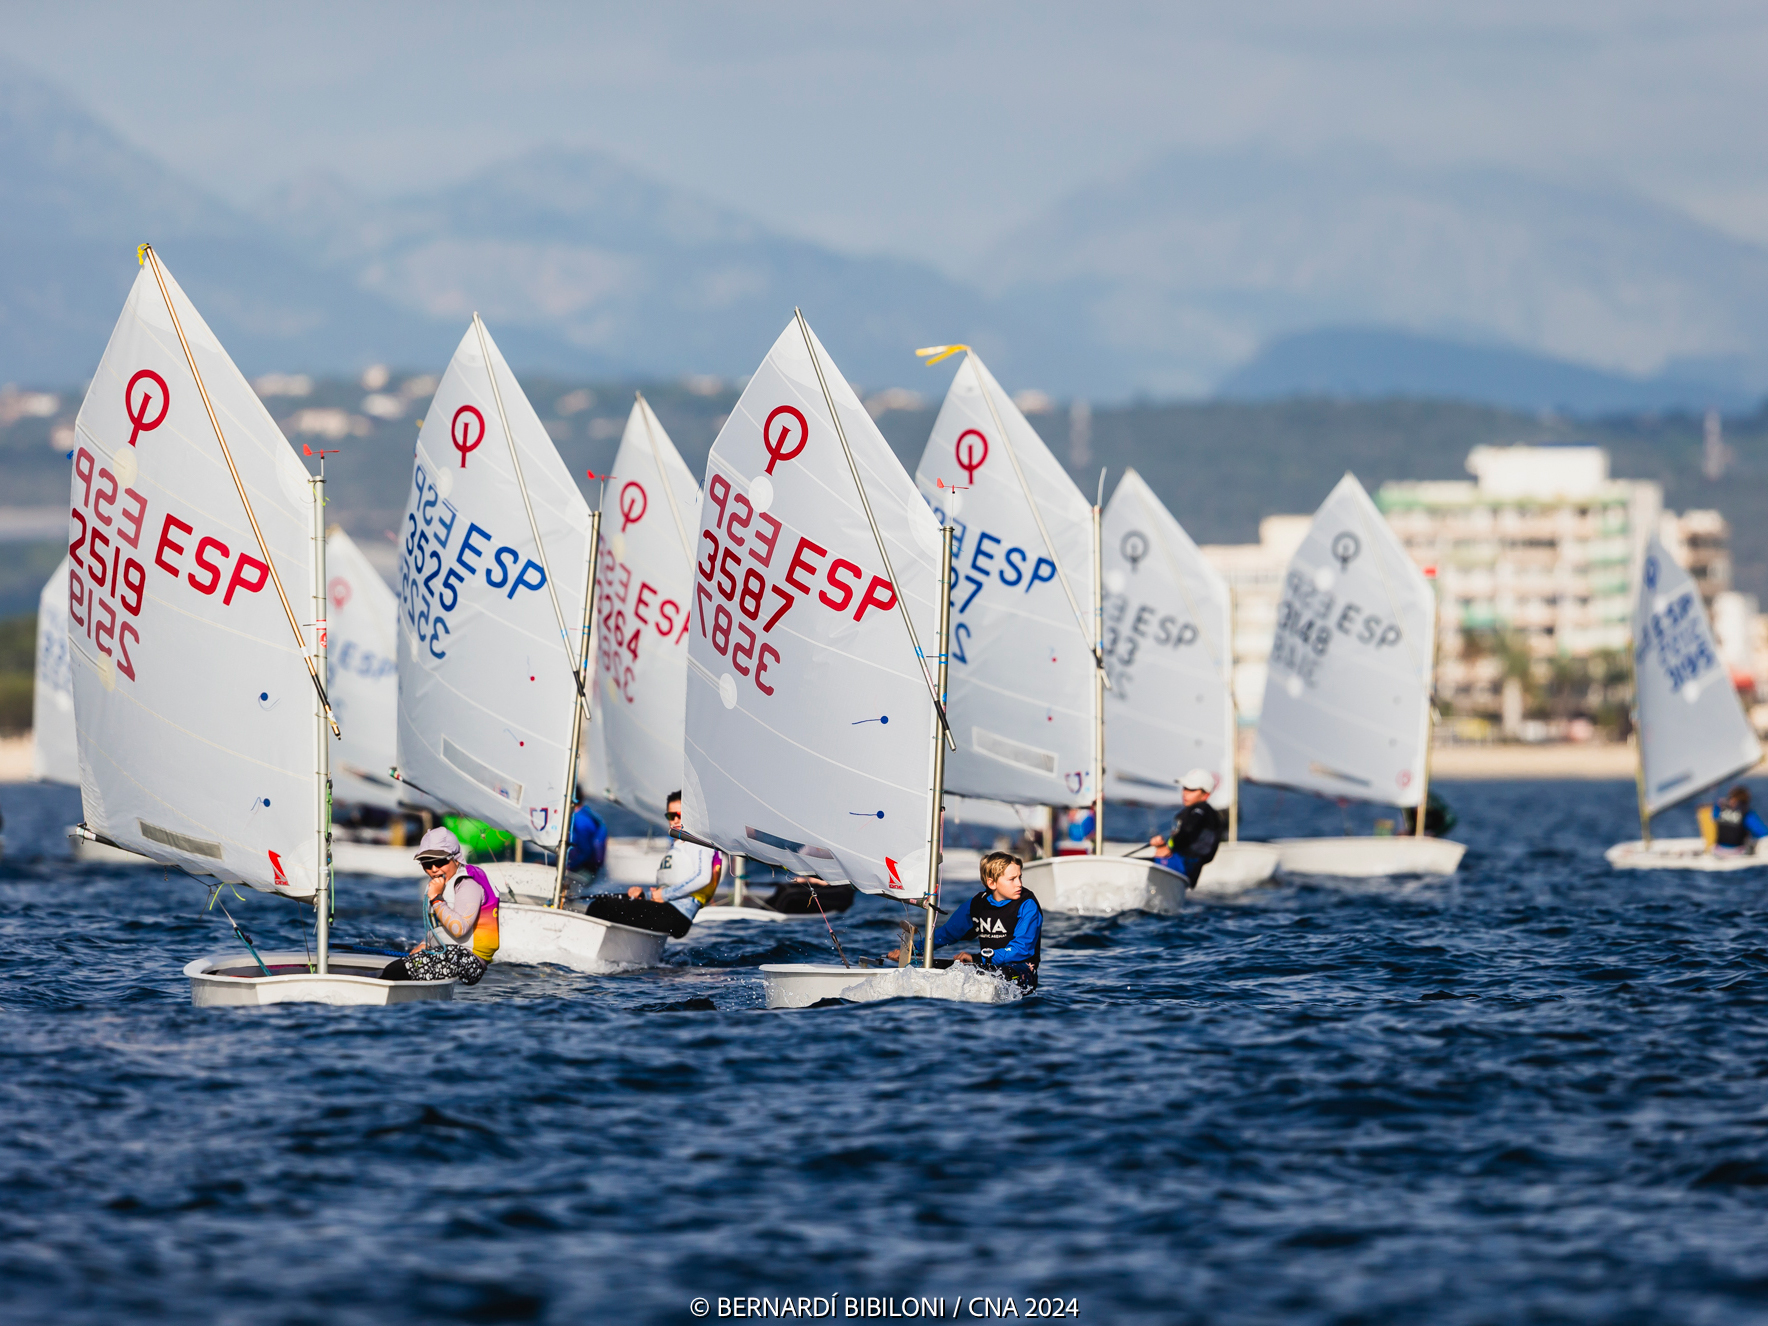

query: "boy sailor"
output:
889 851 1043 989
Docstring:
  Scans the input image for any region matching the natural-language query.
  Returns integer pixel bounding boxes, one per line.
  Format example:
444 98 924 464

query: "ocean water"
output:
4 777 1768 1325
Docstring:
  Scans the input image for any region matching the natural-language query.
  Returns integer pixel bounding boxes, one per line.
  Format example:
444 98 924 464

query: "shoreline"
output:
1427 741 1641 781
0 732 1745 788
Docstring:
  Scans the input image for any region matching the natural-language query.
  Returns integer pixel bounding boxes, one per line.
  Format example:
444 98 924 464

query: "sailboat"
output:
678 313 1006 1008
33 557 79 787
393 315 670 973
323 526 434 876
912 347 1181 917
1249 474 1465 877
589 395 696 823
69 246 449 1004
39 556 145 865
1606 534 1765 870
589 393 817 923
1099 470 1279 896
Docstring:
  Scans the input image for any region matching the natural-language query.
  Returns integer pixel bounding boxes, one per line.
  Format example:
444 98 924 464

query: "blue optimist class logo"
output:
1644 556 1659 591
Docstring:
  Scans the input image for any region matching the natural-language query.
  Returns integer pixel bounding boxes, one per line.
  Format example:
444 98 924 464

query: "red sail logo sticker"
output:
124 370 170 447
954 428 989 484
268 849 289 889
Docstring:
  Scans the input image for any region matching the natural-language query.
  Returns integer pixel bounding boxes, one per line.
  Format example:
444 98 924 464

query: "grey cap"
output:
413 826 463 862
1180 768 1214 792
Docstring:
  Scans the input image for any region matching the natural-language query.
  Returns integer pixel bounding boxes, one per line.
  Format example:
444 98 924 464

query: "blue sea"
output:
4 776 1768 1325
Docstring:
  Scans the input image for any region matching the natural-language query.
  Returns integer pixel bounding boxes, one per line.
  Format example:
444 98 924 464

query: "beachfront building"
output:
1375 445 1662 723
1201 445 1748 731
1658 507 1732 611
1199 516 1310 723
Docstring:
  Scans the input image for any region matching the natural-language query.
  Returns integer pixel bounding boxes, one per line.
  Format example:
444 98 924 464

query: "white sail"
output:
1100 469 1235 807
69 256 322 895
914 353 1096 806
1635 533 1762 815
395 318 594 847
583 636 613 802
324 527 401 810
1249 473 1435 807
31 558 79 785
593 397 698 822
682 315 943 898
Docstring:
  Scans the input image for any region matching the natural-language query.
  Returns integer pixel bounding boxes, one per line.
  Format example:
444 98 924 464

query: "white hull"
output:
759 962 1026 1008
604 837 668 885
478 861 569 906
1191 842 1283 896
1270 836 1466 878
1606 838 1768 872
185 950 453 1007
331 840 424 877
1020 854 1189 917
495 903 669 973
695 902 820 924
760 964 879 1007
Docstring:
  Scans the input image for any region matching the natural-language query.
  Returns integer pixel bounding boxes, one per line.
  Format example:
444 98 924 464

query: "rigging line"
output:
206 884 271 976
794 310 955 750
471 313 583 699
964 352 1101 669
140 244 341 738
635 391 694 563
811 885 851 969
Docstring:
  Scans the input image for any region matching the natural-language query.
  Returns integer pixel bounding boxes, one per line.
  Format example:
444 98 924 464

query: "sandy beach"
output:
1429 741 1641 781
0 735 29 782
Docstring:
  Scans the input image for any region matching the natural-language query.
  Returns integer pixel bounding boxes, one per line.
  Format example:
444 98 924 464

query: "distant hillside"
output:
7 62 1768 411
0 59 470 381
984 149 1768 398
1218 327 1753 415
253 151 1050 391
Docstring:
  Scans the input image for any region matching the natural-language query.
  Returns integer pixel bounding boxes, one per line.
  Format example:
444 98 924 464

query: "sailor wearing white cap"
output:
1148 769 1224 884
378 826 500 984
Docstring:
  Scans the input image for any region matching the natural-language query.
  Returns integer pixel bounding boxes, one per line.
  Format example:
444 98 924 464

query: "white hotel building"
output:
1202 445 1739 725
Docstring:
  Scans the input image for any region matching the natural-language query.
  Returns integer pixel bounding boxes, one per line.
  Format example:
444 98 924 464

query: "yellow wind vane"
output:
915 344 971 367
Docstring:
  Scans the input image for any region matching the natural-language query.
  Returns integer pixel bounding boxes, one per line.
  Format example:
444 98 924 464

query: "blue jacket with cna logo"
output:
933 889 1043 985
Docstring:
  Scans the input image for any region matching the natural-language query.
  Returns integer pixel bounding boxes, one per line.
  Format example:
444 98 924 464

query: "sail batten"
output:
1634 534 1761 815
1249 473 1435 807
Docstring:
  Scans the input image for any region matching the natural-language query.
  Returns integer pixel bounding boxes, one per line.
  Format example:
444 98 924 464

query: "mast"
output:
924 525 955 967
1227 583 1240 844
313 460 331 973
1631 644 1652 847
1415 570 1437 839
1091 502 1105 855
552 512 602 908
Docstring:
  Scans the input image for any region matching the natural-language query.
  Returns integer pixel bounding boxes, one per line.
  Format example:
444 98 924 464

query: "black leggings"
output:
584 895 693 938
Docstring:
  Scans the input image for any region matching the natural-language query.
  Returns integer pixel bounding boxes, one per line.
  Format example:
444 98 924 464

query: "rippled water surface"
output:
6 777 1768 1325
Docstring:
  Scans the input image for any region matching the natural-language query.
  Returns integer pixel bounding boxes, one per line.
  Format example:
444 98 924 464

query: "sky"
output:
2 1 1767 272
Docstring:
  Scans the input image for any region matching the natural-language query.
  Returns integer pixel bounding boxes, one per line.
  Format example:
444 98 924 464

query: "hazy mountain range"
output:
2 59 1766 411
